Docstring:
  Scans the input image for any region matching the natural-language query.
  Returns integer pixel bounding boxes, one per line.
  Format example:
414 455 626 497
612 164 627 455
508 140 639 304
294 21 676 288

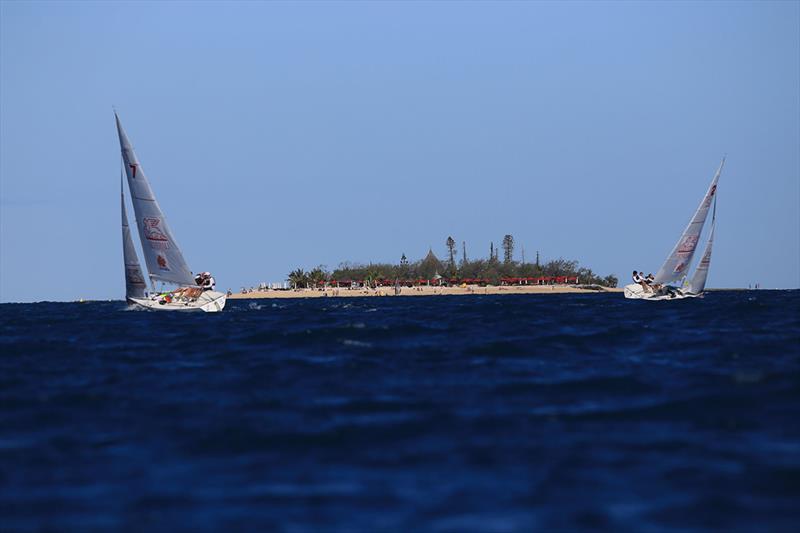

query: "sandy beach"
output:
228 285 623 299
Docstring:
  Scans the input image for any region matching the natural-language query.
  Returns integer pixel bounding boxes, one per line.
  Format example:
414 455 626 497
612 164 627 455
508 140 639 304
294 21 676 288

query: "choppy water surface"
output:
1 291 798 531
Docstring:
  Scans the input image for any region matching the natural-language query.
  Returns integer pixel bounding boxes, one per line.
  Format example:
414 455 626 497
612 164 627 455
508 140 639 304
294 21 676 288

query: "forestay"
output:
654 158 724 285
115 114 195 287
121 178 147 299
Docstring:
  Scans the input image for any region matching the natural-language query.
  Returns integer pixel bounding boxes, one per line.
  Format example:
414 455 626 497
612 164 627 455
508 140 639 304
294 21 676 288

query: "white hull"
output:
623 283 700 301
128 290 227 312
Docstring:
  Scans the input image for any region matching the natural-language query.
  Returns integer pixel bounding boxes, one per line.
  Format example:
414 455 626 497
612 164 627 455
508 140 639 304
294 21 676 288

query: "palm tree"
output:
309 265 329 287
287 268 307 289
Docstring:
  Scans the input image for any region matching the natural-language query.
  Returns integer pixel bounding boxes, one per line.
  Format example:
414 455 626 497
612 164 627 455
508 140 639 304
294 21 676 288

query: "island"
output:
230 235 620 299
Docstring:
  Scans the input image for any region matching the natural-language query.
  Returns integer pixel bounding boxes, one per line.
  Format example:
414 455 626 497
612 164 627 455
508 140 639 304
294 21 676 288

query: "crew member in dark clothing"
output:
194 272 216 291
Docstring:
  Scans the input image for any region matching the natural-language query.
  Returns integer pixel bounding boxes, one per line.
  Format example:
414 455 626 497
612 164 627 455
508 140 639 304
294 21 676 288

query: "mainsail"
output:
115 113 195 287
654 158 724 285
121 176 147 299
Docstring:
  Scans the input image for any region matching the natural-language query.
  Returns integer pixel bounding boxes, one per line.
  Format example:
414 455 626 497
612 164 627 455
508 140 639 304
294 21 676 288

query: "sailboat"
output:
117 113 226 312
624 158 723 300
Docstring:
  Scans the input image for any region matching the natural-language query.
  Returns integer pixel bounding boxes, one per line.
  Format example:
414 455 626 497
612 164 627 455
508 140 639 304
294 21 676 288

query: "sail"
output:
122 177 147 299
654 158 724 285
687 221 714 294
115 113 195 286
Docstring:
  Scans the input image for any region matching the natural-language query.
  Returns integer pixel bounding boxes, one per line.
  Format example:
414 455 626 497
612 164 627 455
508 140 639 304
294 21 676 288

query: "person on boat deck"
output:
632 270 652 293
646 273 664 292
644 273 678 298
199 272 216 291
640 269 657 292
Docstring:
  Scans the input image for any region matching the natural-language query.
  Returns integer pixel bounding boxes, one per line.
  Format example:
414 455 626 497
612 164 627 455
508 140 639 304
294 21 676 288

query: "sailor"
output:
632 270 651 293
200 272 216 291
645 273 659 292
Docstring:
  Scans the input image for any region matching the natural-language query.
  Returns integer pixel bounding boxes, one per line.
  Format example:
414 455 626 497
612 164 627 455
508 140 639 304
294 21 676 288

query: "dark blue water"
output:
1 291 799 532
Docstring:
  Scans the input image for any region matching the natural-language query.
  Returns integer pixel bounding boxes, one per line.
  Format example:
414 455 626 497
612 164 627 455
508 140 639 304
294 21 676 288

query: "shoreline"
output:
228 285 624 299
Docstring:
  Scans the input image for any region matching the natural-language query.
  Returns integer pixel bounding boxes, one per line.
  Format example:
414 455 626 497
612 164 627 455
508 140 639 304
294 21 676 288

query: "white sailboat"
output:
117 113 226 312
624 159 723 300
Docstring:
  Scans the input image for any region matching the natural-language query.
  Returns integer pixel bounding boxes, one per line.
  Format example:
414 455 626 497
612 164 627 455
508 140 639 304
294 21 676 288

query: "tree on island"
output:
399 253 410 279
446 236 456 271
502 234 514 264
287 268 308 289
309 265 328 286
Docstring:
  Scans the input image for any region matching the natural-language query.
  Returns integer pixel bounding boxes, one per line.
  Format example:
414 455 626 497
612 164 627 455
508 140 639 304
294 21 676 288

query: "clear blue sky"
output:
1 1 798 302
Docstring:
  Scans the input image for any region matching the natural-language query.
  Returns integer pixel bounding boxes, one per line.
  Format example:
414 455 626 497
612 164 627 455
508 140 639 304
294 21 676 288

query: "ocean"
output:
1 291 798 532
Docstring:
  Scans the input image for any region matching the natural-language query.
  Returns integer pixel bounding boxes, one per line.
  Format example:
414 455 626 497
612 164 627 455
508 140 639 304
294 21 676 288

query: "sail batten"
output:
115 113 195 287
654 158 724 285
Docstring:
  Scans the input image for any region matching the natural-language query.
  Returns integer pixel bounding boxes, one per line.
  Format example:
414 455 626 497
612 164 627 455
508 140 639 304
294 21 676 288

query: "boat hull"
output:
623 283 699 301
128 290 227 312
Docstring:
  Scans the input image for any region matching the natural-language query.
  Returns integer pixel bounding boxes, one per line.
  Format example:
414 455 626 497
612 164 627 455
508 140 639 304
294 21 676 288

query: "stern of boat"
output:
198 291 227 312
623 284 648 299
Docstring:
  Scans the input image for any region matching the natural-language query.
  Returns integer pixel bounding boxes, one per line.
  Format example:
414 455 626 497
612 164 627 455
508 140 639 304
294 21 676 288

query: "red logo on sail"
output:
143 218 168 241
156 254 170 271
677 235 698 254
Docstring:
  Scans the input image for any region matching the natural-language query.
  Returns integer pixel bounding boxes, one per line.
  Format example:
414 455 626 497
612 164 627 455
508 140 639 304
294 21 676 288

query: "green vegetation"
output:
286 235 618 289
